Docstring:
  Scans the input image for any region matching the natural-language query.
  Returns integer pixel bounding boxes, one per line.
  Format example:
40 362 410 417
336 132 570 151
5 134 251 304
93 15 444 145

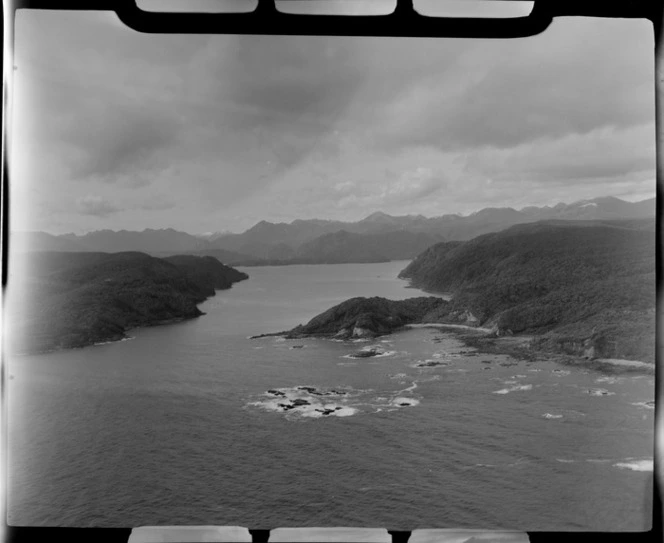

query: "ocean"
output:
6 261 655 530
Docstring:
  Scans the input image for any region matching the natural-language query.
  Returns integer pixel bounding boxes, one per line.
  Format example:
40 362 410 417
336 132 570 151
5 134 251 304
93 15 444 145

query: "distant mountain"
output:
14 196 655 266
72 228 208 253
206 196 655 260
296 230 445 264
153 248 256 266
399 218 655 362
8 252 248 354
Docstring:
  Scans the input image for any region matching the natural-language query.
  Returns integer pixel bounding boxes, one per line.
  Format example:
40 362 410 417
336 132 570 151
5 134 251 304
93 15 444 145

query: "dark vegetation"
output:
399 219 656 363
274 296 448 340
9 252 248 354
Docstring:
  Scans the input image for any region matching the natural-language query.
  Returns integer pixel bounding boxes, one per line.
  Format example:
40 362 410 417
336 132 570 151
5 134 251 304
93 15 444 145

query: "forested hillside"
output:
8 252 248 354
399 219 655 362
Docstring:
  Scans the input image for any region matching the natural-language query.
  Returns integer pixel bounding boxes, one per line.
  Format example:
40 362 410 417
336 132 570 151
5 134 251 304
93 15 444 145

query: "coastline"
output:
441 328 655 375
10 306 208 357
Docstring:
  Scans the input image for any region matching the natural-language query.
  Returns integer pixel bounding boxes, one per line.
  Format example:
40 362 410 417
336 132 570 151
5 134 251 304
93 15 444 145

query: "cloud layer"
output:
10 11 655 234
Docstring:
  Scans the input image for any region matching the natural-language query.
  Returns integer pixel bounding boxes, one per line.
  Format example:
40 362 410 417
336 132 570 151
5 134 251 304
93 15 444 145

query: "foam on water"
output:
552 369 571 377
595 376 623 384
631 401 655 410
249 378 423 419
93 336 135 346
586 388 615 397
342 346 397 359
542 413 563 419
614 459 653 472
493 384 533 394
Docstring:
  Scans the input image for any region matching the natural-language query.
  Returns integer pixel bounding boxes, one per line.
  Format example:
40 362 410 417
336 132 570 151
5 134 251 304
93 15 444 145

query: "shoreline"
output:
10 311 206 357
439 328 655 375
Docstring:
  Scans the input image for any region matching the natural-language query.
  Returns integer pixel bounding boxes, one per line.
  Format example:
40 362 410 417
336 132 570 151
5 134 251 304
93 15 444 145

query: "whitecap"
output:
552 369 571 376
595 376 623 385
542 413 563 419
493 384 533 394
614 459 653 472
586 388 615 396
556 459 575 463
342 348 396 360
631 401 655 410
376 350 397 358
512 374 527 379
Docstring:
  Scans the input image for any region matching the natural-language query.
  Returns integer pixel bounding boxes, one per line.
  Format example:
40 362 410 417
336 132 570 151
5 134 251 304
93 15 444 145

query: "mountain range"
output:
13 196 655 266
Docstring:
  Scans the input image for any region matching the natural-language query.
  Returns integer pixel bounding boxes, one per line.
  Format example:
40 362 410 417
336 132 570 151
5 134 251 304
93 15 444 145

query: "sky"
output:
9 4 656 235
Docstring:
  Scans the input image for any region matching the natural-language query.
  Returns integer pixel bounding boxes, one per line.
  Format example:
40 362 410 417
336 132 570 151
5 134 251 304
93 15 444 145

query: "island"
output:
8 251 249 354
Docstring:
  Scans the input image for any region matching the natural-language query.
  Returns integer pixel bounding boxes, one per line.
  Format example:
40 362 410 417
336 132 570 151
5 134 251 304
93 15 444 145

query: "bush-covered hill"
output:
398 219 656 362
8 252 248 354
283 296 448 339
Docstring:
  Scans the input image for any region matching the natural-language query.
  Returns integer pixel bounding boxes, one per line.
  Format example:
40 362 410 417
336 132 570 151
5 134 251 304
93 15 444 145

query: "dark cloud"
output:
70 106 179 181
373 18 654 151
11 12 656 234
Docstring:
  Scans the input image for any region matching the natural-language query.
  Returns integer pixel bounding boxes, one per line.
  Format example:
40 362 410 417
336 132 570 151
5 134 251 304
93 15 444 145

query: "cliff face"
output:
9 251 248 354
285 296 449 339
398 219 656 363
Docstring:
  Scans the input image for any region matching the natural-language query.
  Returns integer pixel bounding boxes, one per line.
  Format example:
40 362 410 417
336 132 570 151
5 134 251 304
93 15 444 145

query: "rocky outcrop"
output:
278 296 450 339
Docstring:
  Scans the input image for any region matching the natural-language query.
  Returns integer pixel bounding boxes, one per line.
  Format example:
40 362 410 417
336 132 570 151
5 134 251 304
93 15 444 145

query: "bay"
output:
6 261 654 530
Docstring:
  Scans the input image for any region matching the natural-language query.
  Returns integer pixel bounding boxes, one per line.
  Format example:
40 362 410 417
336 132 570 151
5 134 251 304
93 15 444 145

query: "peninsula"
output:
256 218 655 365
9 251 248 354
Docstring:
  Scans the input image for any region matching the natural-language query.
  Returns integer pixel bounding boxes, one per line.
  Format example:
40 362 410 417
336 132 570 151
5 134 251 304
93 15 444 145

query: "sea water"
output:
6 261 655 530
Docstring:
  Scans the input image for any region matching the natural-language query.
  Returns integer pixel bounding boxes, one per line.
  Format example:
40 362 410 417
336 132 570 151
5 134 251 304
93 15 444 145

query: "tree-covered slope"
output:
399 219 655 362
8 252 248 354
284 296 448 339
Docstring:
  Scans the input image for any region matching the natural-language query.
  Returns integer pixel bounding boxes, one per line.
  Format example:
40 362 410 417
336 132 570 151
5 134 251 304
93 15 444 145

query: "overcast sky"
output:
10 7 655 235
